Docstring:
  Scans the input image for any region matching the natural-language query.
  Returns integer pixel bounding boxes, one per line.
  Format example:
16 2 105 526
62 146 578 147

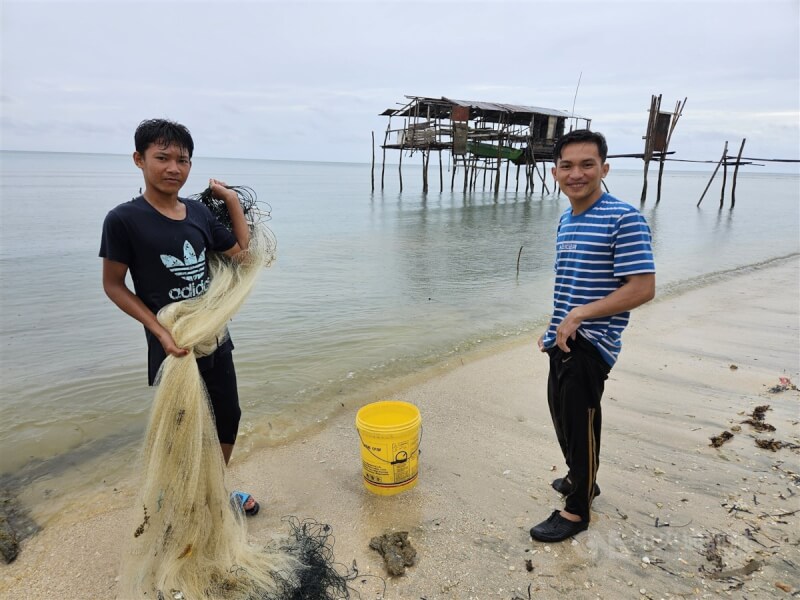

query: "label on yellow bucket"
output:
356 401 421 496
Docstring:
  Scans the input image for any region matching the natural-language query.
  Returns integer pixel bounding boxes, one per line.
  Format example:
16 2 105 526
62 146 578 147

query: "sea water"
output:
1 150 798 517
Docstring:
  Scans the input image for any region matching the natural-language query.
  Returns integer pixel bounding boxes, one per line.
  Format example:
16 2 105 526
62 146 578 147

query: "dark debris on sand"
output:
741 404 776 432
369 531 417 576
710 431 734 448
767 377 798 394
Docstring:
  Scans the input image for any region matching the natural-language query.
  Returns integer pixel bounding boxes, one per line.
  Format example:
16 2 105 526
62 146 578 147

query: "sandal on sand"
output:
230 491 260 517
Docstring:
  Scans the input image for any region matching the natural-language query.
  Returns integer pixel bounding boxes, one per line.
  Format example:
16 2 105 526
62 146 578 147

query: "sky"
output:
2 0 799 171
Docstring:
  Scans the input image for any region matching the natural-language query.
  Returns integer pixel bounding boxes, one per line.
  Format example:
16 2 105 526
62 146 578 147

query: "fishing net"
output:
189 185 267 233
119 188 349 599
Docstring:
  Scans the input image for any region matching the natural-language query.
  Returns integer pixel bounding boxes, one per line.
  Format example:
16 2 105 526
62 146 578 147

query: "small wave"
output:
654 253 800 299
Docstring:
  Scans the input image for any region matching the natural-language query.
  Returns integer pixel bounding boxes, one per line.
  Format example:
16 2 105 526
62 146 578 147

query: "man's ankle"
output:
559 510 582 522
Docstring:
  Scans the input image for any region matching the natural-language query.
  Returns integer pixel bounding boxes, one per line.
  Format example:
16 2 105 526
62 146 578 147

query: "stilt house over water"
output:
376 95 591 193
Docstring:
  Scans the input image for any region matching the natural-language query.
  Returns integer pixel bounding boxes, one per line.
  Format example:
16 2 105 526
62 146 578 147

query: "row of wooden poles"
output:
370 131 557 195
696 139 747 208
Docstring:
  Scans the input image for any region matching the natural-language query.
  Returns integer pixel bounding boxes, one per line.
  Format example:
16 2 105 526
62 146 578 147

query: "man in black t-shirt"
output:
99 118 259 515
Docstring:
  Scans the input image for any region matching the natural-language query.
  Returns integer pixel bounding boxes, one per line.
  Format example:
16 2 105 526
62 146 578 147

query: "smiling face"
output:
552 141 609 213
133 142 192 201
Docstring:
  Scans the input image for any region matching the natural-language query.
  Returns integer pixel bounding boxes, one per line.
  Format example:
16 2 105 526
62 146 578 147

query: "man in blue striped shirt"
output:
530 130 656 543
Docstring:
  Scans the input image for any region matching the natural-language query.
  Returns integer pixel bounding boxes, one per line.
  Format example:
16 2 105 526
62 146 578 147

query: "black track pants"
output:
546 334 611 522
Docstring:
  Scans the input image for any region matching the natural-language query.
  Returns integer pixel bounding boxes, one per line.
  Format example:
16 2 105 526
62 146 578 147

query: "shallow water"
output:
1 151 798 514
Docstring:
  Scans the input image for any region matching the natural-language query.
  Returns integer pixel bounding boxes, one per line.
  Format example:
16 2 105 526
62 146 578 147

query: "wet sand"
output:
2 256 799 599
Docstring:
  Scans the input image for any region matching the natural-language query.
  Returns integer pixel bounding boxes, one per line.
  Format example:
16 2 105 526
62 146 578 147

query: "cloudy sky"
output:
2 0 798 170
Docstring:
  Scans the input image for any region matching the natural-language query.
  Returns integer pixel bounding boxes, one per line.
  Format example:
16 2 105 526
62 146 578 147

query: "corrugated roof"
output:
445 97 580 119
380 96 586 121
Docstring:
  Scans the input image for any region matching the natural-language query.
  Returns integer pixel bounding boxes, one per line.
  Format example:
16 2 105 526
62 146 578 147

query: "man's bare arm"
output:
102 258 188 357
208 179 250 259
556 273 655 352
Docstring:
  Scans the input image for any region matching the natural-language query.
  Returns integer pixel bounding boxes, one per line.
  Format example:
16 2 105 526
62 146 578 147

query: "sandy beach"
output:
2 256 799 599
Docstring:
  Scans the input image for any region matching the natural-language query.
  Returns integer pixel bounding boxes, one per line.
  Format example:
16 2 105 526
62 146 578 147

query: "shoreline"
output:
5 254 797 519
2 257 799 599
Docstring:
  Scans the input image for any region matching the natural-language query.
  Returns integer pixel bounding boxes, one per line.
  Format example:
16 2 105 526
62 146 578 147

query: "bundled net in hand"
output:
119 207 348 599
189 185 272 234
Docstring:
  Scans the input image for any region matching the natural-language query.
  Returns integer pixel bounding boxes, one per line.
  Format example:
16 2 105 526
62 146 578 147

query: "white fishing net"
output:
119 223 349 599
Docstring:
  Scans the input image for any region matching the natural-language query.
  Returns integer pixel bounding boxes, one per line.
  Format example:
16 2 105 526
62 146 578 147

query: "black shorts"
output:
200 349 241 445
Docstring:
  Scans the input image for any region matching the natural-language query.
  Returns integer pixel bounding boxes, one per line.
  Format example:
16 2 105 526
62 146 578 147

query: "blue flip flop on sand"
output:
230 491 260 517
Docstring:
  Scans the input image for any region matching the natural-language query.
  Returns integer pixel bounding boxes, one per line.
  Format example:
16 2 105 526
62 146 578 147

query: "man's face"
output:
133 142 192 197
552 142 609 207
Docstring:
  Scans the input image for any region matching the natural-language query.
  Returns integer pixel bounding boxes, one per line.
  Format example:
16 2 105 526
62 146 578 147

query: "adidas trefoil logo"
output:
161 241 210 300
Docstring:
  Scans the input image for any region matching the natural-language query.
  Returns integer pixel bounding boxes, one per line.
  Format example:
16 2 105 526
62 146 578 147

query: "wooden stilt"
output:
640 95 661 204
451 153 457 192
422 148 429 193
371 131 375 192
731 138 746 209
398 145 404 193
535 162 550 195
654 154 664 204
719 141 729 209
494 122 504 194
524 162 530 194
530 161 536 193
529 155 537 194
640 154 652 203
381 124 389 191
439 150 443 192
697 141 728 207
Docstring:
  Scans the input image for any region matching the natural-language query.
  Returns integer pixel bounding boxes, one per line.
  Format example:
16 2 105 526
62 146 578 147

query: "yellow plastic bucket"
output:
355 401 421 496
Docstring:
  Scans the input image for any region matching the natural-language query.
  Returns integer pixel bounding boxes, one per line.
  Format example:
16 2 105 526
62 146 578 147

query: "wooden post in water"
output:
504 156 510 192
439 150 443 192
398 138 404 193
469 156 478 192
640 94 661 204
422 148 429 193
524 162 530 194
494 122 504 194
731 138 746 209
381 122 389 191
536 162 550 195
529 161 536 193
656 97 687 204
371 131 375 192
719 141 729 209
697 141 728 207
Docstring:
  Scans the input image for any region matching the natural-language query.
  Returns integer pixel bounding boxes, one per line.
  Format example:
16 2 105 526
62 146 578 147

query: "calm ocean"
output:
1 150 798 520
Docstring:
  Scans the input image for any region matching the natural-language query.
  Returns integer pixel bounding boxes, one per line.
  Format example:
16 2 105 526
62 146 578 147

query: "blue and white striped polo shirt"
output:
542 193 655 366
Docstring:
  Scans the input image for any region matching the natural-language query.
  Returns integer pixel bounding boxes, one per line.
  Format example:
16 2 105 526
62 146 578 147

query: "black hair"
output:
553 129 608 163
134 118 194 158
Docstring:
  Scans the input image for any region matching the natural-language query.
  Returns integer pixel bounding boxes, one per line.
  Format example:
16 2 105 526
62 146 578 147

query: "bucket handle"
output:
357 425 423 465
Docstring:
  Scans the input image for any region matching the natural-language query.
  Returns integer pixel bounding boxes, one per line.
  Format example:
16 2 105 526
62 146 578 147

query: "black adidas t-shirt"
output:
100 196 237 384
